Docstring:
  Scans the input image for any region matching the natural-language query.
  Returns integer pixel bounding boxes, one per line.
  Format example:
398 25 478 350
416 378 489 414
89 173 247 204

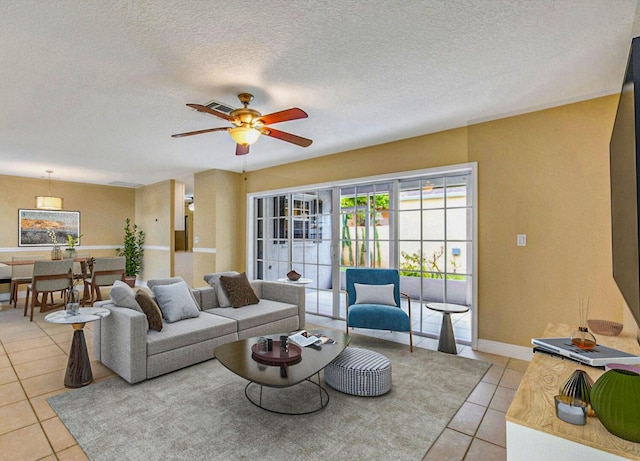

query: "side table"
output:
45 307 110 388
425 302 469 354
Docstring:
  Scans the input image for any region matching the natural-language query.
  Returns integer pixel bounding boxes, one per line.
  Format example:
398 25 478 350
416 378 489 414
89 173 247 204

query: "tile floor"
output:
0 305 526 461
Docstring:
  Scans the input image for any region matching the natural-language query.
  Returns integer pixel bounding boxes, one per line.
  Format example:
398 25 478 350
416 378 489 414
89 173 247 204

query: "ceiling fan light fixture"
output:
229 126 261 146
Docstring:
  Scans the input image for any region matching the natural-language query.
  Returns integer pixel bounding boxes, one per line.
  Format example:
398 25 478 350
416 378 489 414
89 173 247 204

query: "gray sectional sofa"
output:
93 274 305 384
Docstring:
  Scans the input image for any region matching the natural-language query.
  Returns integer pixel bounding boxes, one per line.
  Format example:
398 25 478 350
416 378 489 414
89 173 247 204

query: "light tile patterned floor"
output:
0 304 525 461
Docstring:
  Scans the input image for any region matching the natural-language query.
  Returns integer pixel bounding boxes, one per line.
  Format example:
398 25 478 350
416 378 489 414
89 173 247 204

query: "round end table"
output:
425 302 469 354
45 307 110 388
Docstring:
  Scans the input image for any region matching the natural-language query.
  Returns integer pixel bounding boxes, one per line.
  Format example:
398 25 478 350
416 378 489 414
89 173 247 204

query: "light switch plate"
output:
517 234 527 246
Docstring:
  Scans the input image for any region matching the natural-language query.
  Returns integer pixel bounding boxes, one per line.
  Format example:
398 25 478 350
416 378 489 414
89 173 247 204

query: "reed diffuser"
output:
570 297 596 350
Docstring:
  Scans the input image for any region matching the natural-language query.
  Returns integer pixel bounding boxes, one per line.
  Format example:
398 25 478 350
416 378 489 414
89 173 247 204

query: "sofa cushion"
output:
110 280 143 312
146 276 185 290
205 299 298 332
354 283 397 306
151 280 200 323
146 313 237 356
220 272 260 308
204 271 238 307
135 290 163 332
195 287 218 310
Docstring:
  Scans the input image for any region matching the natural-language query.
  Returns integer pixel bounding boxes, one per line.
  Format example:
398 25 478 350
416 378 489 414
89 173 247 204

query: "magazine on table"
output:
289 330 336 347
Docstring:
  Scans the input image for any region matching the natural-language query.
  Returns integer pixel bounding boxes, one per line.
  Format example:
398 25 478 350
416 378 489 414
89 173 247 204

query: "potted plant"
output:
65 233 82 259
115 218 145 287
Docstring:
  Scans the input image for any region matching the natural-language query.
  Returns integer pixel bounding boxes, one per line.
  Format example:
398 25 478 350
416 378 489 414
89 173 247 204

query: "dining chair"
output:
73 253 91 279
10 255 45 308
24 259 74 321
83 257 125 305
345 268 413 352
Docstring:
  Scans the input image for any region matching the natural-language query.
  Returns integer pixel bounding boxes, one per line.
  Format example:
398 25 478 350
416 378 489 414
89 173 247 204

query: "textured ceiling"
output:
1 1 638 193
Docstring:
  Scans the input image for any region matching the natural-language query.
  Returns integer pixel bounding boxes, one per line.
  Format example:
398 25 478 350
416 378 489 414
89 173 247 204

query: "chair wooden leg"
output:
409 329 413 352
30 291 37 322
23 289 30 317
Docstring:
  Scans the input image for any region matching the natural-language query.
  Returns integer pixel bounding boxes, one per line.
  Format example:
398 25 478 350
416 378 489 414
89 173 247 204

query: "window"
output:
273 194 322 243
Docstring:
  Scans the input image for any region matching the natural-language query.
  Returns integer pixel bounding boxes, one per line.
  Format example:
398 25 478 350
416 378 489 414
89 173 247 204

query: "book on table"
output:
289 330 336 347
531 337 640 367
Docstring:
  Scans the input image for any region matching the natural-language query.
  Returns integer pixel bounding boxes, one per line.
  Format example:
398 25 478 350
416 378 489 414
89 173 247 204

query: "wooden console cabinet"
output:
506 323 640 460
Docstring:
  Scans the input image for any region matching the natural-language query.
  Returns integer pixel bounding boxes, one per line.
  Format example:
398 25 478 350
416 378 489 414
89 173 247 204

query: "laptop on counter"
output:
531 337 640 367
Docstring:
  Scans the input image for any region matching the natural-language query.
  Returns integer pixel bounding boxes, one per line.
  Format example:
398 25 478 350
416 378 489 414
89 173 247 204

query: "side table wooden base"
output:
65 324 93 388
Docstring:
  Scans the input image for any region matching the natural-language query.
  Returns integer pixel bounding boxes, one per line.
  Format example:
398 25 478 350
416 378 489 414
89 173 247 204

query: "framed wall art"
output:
18 209 80 247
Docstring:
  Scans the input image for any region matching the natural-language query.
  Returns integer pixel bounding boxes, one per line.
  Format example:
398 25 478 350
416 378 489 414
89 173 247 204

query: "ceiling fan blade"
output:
257 108 308 125
171 127 228 138
186 103 234 122
235 144 250 156
262 127 313 147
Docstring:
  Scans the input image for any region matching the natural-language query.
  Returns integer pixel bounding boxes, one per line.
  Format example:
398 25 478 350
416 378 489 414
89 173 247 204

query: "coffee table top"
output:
214 329 349 388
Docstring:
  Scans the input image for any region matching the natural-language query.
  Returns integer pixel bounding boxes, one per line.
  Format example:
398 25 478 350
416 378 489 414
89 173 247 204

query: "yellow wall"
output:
0 174 135 259
471 97 620 345
241 95 622 347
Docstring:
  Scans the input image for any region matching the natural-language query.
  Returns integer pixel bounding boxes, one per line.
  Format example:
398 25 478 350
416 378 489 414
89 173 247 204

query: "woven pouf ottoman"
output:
324 347 392 396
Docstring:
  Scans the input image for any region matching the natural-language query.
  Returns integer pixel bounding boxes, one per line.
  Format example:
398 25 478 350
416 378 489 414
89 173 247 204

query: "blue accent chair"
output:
345 268 413 352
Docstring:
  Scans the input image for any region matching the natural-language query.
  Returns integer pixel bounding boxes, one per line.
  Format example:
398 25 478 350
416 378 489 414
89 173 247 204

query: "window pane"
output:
422 209 445 240
445 242 469 275
445 175 469 206
398 210 421 240
422 178 444 209
446 208 469 240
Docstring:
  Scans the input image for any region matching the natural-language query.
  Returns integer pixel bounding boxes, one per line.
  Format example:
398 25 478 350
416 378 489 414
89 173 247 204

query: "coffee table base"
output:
244 372 329 415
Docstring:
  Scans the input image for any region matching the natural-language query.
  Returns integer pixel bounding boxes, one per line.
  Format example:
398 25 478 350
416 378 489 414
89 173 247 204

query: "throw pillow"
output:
151 280 201 323
219 272 260 308
354 283 397 306
135 290 163 332
204 271 239 308
109 280 143 313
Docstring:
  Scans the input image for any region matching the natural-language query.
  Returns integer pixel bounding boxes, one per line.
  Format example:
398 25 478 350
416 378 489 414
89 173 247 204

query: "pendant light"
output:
35 170 63 210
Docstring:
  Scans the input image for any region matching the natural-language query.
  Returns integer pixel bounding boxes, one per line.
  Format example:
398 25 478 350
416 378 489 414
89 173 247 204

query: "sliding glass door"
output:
250 166 475 345
254 189 334 316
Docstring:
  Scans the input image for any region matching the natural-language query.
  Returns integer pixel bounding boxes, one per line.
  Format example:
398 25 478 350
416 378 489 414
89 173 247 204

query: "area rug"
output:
48 332 490 461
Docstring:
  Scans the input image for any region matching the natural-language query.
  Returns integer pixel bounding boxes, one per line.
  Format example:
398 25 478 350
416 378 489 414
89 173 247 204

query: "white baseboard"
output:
477 338 533 361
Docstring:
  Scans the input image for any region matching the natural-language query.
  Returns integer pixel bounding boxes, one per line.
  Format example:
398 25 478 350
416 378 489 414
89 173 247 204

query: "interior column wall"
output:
135 180 173 281
192 169 243 286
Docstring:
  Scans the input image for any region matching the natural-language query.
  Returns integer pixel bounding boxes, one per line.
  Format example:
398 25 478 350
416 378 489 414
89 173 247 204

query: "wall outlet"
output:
517 234 527 247
194 236 199 244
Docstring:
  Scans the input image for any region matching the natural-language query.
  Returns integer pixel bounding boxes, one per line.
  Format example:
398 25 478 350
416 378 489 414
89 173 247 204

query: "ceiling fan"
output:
171 93 312 156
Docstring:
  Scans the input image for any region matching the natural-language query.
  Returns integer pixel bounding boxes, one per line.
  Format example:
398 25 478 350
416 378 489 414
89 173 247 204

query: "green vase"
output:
591 369 640 442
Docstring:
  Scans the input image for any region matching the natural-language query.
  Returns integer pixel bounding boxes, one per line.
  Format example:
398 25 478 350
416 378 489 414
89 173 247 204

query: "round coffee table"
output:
425 302 469 354
45 307 110 388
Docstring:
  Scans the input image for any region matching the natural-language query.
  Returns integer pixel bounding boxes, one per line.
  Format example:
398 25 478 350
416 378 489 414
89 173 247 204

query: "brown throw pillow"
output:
135 290 163 332
219 272 260 308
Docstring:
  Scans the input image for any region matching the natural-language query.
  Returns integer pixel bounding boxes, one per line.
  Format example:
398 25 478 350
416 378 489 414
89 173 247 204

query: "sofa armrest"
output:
251 281 306 328
93 302 148 384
